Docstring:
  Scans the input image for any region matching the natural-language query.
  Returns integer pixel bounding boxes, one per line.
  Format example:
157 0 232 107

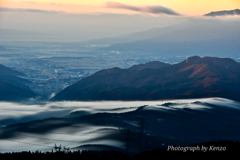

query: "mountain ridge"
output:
52 56 240 101
128 61 171 70
99 20 240 57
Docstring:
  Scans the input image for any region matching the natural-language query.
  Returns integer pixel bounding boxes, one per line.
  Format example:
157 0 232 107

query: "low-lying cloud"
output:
204 9 240 17
105 1 180 16
0 7 64 14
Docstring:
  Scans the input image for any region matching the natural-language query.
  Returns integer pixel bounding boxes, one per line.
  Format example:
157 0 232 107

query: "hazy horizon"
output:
0 1 240 42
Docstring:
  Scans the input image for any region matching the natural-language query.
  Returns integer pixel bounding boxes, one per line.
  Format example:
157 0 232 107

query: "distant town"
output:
0 41 240 100
0 41 182 99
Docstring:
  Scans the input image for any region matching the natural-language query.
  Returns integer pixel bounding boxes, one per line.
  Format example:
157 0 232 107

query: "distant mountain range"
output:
90 20 240 58
52 56 240 101
0 64 37 101
204 9 240 16
84 26 180 45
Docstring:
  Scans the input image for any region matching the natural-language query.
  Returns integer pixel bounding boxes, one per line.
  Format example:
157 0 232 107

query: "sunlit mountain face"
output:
0 98 240 153
52 56 240 102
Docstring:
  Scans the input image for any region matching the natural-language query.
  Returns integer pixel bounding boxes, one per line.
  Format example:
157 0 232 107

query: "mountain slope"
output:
52 56 240 101
0 64 26 76
0 64 36 101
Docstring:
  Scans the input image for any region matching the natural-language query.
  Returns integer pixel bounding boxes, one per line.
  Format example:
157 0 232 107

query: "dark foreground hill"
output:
0 64 36 101
52 56 240 101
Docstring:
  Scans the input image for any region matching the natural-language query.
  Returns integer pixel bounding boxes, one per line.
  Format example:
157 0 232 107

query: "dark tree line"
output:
1 140 240 159
0 150 129 160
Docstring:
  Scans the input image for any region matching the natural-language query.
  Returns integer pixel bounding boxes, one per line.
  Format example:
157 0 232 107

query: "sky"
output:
0 0 240 42
1 0 240 15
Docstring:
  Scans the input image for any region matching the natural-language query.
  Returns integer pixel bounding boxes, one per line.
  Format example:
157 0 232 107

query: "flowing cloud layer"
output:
0 7 64 14
0 97 234 127
0 98 237 152
105 1 180 16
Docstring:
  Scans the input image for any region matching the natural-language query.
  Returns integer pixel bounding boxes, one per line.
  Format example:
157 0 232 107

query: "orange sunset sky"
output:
1 0 240 16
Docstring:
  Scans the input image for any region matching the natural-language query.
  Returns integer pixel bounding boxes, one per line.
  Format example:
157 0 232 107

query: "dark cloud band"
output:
105 1 180 16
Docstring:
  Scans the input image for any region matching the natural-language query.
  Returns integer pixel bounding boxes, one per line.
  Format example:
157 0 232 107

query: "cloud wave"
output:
105 1 180 16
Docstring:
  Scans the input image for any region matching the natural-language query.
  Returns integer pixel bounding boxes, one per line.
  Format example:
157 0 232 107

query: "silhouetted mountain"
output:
52 56 240 101
0 64 36 101
204 9 240 16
